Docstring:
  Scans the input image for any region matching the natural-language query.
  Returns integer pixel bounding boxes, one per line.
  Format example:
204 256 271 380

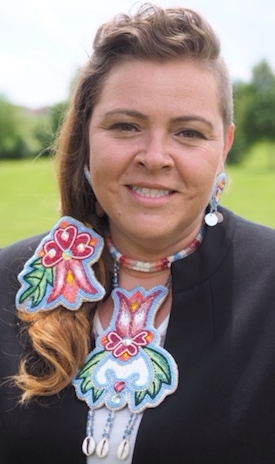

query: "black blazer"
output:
1 208 275 464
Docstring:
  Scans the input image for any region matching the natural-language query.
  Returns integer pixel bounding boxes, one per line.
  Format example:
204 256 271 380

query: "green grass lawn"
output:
223 142 275 228
0 143 275 247
0 158 59 247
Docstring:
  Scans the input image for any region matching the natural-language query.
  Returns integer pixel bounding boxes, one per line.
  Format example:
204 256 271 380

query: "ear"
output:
222 123 235 164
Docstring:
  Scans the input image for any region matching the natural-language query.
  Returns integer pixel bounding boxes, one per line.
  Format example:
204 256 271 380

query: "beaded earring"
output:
204 172 227 227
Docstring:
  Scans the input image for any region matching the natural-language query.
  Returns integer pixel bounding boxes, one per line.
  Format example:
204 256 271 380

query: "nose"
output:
135 131 174 171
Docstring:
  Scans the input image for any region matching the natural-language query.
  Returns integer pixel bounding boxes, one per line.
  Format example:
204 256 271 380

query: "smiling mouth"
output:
130 186 174 198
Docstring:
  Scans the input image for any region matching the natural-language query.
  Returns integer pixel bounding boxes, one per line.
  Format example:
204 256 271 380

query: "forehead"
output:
92 59 222 121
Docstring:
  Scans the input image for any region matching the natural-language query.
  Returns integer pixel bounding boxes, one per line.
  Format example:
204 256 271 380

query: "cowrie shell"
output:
82 436 96 456
117 439 130 461
96 437 110 458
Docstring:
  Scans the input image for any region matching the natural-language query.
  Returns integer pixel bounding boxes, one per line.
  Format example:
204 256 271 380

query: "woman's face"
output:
88 59 234 257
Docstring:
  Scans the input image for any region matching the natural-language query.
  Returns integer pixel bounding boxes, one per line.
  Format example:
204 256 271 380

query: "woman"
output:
1 4 275 464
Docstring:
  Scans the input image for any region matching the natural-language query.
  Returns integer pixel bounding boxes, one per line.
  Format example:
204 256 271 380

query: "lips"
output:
130 186 174 198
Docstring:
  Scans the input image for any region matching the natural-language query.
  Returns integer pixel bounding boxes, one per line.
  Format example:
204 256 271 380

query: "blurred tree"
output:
243 61 275 143
34 101 68 157
229 60 275 165
0 95 29 159
242 60 275 168
229 81 254 164
0 95 68 159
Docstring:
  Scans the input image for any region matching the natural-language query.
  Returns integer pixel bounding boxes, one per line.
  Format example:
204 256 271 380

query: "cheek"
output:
182 157 222 205
90 157 106 183
89 145 120 207
89 140 111 184
178 151 220 185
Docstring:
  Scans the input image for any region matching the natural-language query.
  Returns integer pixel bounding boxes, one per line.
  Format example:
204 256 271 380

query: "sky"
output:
0 0 274 109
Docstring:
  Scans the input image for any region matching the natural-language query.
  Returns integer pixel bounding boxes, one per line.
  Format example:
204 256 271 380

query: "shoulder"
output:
0 233 47 275
0 234 47 314
222 207 275 247
221 208 275 281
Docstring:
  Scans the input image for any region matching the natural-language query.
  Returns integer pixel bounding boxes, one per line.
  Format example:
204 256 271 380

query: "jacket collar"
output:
171 208 235 293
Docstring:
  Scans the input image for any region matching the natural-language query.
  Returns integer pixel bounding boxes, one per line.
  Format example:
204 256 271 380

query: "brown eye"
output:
112 123 138 132
177 129 204 138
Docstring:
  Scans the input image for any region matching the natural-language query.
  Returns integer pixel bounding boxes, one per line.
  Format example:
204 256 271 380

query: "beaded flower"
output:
16 217 105 312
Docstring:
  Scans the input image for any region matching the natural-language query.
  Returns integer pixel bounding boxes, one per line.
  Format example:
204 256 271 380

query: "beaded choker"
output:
106 226 205 273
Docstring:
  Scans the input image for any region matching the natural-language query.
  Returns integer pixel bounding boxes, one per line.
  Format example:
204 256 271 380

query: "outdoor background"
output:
1 0 275 246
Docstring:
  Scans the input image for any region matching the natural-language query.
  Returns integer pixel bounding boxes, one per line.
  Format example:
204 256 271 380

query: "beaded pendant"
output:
16 217 105 312
73 285 178 460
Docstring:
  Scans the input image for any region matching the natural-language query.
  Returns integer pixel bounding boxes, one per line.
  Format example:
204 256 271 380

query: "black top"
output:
1 208 275 464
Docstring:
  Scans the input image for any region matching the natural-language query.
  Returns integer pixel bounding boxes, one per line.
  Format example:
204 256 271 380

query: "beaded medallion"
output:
16 217 105 312
73 285 178 459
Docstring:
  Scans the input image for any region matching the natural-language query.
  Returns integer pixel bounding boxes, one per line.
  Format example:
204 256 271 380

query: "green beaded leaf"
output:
76 350 107 401
135 347 172 406
18 258 55 308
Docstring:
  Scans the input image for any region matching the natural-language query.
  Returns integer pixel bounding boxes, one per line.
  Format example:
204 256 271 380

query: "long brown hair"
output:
15 3 233 402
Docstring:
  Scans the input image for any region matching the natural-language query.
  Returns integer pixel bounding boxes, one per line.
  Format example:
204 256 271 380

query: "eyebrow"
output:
104 109 214 129
170 115 214 130
104 109 147 120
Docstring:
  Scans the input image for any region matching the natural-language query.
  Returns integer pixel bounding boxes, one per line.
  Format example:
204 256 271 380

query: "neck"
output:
108 216 206 263
106 225 204 273
116 265 171 292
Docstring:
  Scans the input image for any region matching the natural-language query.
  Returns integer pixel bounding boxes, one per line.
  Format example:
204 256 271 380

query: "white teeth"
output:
131 186 172 198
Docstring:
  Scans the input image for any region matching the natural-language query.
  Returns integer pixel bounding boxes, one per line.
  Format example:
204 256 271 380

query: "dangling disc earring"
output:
204 172 227 227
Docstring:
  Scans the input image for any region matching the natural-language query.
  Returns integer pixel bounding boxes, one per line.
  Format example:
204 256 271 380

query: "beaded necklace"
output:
105 226 204 273
74 226 205 460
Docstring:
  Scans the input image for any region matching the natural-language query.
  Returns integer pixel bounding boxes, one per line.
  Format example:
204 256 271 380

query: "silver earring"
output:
84 165 105 217
204 172 227 227
84 165 93 188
